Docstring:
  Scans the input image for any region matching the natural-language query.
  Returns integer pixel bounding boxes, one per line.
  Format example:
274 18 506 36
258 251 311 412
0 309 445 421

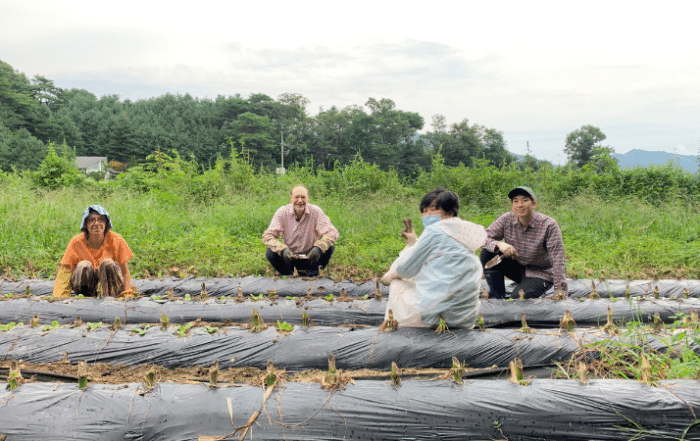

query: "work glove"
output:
497 241 518 258
379 268 399 286
282 249 293 264
308 247 322 262
400 218 418 246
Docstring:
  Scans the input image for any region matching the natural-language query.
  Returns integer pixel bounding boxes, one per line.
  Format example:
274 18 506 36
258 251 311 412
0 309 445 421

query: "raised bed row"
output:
3 277 700 298
1 296 698 328
2 380 700 440
1 324 691 371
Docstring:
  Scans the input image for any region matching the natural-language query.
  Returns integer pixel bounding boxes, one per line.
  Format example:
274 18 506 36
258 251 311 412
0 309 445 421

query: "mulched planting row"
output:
1 296 699 327
2 380 700 440
3 277 700 298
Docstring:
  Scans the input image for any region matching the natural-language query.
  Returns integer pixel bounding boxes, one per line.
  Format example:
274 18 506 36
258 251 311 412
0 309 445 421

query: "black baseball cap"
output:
508 186 536 201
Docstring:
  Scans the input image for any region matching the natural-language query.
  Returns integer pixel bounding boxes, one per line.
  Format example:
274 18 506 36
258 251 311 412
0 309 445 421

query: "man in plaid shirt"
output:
480 186 567 299
263 185 339 278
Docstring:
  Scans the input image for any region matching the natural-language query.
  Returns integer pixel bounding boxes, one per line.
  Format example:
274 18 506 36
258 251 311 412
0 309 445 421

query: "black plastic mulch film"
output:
2 277 700 440
2 276 700 298
1 380 700 440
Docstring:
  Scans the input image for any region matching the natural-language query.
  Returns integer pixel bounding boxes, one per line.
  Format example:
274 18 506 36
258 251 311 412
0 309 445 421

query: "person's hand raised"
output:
400 218 418 246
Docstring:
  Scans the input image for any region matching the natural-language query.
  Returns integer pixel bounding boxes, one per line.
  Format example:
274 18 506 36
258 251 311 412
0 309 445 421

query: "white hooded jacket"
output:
383 217 486 328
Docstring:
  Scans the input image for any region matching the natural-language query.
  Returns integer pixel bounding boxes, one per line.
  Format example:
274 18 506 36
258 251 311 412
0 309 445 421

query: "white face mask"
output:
421 215 441 227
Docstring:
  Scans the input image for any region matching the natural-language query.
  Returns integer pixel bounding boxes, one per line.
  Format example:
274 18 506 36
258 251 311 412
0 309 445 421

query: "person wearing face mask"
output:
380 188 487 328
263 185 339 278
52 205 134 298
481 186 567 299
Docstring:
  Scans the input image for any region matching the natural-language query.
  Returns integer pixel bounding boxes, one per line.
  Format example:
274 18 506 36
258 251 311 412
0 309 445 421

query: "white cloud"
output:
1 0 699 164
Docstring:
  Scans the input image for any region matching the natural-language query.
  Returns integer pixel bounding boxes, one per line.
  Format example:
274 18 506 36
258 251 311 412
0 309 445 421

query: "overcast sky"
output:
2 0 698 164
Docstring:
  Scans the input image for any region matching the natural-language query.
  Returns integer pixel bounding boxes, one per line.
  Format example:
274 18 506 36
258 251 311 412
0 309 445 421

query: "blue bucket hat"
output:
81 205 112 230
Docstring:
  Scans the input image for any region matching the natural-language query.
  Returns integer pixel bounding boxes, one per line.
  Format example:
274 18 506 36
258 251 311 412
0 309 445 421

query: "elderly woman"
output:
52 205 134 297
380 189 486 328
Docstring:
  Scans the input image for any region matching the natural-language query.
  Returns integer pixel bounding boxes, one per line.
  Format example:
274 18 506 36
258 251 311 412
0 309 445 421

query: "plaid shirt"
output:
483 211 567 294
262 204 339 255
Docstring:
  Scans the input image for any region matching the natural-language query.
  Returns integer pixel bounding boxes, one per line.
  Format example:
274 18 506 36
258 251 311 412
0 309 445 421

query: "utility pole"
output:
277 132 286 174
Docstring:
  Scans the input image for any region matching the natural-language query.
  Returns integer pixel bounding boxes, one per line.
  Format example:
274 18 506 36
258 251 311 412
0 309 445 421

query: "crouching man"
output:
262 185 339 278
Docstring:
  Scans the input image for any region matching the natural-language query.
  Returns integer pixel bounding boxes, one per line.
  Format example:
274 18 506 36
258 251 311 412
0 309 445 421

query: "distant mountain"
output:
612 149 699 173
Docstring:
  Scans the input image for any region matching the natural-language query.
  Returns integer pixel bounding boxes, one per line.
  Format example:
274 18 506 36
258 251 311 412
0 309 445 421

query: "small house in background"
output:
76 156 109 181
76 156 107 173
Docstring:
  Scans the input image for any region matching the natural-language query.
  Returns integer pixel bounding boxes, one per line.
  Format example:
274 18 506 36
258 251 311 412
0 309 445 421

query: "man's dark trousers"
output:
480 248 553 299
266 246 334 277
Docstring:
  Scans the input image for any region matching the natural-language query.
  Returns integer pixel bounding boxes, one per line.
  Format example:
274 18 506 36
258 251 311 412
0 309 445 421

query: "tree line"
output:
2 59 553 176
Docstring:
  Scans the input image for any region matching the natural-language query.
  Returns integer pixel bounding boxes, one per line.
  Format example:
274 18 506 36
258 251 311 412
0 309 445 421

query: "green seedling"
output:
183 293 192 302
379 309 398 332
277 320 293 331
286 296 294 300
87 322 102 331
360 294 369 300
249 308 266 332
219 296 228 301
321 354 351 391
205 326 219 334
131 325 151 336
143 366 157 390
302 311 312 328
559 310 576 331
477 314 485 332
176 322 195 337
653 312 664 333
151 295 165 300
265 359 277 387
519 312 532 333
0 322 23 332
435 315 449 333
25 286 30 296
449 357 464 385
653 286 660 299
601 305 619 335
578 297 585 302
3 293 13 298
391 361 401 387
42 320 59 332
77 359 88 389
509 358 529 386
9 360 22 390
324 293 334 302
610 294 617 302
625 285 632 300
683 288 689 299
250 293 264 301
160 313 170 330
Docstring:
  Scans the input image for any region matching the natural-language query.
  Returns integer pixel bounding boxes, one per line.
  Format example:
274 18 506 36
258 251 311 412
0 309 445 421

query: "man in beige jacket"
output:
262 185 339 277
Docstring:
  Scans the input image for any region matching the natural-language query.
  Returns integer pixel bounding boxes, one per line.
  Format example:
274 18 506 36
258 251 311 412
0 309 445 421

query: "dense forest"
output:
1 59 533 176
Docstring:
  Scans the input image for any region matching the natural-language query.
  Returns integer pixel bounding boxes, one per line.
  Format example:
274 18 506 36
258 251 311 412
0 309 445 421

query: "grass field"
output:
1 164 698 282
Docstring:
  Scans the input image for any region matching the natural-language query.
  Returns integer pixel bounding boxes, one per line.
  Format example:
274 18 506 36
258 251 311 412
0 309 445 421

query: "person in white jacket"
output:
380 188 487 328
